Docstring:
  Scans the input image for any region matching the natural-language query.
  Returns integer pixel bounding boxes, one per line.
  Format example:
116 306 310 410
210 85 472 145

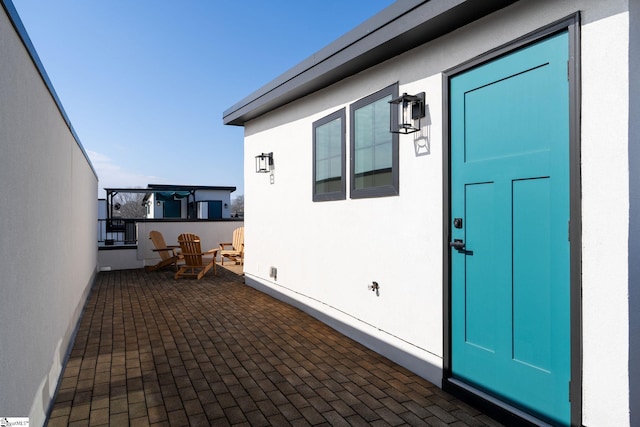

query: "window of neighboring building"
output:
313 108 346 201
350 83 399 198
163 199 181 218
208 201 223 219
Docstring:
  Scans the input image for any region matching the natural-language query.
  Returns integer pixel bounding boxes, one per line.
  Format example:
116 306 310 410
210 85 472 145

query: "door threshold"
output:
443 378 554 427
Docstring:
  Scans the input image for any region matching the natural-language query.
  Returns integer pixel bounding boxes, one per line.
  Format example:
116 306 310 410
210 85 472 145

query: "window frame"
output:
312 108 346 202
349 83 399 199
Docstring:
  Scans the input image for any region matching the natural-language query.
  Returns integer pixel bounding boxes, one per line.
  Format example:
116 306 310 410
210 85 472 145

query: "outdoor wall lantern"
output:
255 152 274 173
389 92 426 134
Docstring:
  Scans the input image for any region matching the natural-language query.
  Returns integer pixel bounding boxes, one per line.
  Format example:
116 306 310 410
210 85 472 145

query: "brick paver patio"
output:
46 265 503 426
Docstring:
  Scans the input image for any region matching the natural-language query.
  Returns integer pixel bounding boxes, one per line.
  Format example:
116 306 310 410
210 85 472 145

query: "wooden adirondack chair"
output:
174 233 218 280
219 226 244 265
146 230 182 272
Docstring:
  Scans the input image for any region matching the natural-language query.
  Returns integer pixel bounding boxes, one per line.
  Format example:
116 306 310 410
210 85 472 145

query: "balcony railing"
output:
98 218 247 247
98 218 138 246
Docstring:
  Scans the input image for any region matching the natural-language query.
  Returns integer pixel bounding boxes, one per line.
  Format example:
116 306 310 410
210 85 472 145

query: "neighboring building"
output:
0 1 98 425
104 185 236 221
98 185 242 270
224 1 639 426
141 184 236 220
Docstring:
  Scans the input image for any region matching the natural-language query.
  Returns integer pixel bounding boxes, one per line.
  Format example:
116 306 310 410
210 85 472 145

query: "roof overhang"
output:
146 184 237 193
223 0 518 127
104 185 237 197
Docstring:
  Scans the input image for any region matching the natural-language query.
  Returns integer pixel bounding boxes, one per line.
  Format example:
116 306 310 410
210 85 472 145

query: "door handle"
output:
450 239 466 250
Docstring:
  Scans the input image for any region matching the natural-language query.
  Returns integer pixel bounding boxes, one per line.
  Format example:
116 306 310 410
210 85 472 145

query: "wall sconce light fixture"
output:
255 152 274 173
389 92 426 134
156 201 161 207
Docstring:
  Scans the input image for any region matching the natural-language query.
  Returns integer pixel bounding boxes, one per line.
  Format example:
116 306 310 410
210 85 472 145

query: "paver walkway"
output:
46 266 503 426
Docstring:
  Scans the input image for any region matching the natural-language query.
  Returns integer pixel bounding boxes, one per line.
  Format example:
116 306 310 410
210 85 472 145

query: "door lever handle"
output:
450 239 465 250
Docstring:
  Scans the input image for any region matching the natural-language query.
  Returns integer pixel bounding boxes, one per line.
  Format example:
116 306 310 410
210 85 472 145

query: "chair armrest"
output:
182 249 218 257
219 242 232 250
152 247 176 253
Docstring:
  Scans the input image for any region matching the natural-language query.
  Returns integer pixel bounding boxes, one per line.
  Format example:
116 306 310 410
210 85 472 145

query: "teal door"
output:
208 201 223 219
450 32 570 425
163 200 181 218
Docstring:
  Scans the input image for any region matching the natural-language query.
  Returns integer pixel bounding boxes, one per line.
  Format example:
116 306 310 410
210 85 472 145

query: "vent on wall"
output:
269 267 277 280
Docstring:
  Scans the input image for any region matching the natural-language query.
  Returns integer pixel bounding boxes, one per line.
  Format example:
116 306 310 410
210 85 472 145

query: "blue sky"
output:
12 0 395 199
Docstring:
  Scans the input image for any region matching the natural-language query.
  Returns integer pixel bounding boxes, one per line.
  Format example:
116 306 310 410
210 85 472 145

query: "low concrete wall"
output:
98 220 244 271
98 247 143 271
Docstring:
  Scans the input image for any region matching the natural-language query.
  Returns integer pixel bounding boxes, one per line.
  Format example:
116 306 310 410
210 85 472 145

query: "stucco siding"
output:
240 0 634 424
627 1 639 425
243 35 449 385
0 4 98 425
580 7 631 426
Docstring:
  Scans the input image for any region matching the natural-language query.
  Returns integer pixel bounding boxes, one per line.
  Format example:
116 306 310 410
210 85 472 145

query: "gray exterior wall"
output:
0 2 98 425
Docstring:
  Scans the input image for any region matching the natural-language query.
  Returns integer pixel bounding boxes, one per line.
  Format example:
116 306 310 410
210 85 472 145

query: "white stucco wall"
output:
194 189 233 219
0 5 98 426
241 0 635 424
579 5 631 426
244 71 445 381
627 1 639 426
146 193 157 218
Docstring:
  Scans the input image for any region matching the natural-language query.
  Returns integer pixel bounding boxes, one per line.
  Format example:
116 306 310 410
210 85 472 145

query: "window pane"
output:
316 176 342 194
328 120 342 154
374 142 392 170
374 99 390 143
316 158 330 181
316 118 341 181
373 169 393 187
313 110 345 201
355 106 374 149
316 127 329 158
353 94 392 190
350 84 398 198
329 157 341 178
